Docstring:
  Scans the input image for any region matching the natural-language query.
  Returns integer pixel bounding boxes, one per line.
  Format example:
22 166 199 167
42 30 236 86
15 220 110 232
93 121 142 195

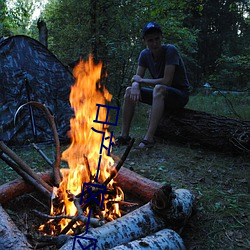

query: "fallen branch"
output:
0 152 51 199
156 108 250 154
0 141 52 193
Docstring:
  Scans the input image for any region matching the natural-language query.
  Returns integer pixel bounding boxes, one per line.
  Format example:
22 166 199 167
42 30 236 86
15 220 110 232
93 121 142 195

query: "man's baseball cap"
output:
142 22 162 38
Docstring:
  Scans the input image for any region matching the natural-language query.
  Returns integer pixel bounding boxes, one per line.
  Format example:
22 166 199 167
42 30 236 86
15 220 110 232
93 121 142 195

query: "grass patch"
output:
187 93 250 120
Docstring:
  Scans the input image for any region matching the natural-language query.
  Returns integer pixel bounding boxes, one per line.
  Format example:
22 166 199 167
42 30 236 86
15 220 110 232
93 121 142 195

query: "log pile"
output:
0 128 196 249
0 160 196 249
60 185 195 250
156 108 250 154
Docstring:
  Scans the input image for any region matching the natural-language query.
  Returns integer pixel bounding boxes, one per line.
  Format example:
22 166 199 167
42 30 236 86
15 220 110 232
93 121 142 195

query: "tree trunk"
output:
37 19 48 47
0 204 32 249
155 108 250 154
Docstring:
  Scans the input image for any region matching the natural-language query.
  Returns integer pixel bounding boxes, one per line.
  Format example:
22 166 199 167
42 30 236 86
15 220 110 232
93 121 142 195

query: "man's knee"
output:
153 85 166 98
124 87 132 98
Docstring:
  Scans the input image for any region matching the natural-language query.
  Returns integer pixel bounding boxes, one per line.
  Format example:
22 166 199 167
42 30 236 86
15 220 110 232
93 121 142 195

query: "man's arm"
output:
129 66 146 102
132 64 176 87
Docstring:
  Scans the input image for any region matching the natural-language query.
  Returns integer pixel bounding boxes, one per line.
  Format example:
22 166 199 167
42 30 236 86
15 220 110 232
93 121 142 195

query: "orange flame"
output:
51 55 122 233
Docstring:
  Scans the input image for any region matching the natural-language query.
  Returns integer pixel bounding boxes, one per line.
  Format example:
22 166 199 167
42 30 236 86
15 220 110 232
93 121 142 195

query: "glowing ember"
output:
40 55 123 235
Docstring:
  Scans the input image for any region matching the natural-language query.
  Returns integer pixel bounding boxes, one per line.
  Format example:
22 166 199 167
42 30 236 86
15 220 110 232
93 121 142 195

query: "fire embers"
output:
39 180 125 236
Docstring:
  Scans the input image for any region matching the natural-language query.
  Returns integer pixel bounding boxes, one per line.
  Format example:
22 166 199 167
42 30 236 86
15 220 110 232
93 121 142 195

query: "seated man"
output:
116 22 191 148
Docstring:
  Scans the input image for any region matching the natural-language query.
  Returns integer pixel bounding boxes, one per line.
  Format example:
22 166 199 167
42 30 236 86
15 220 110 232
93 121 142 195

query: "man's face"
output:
143 31 162 51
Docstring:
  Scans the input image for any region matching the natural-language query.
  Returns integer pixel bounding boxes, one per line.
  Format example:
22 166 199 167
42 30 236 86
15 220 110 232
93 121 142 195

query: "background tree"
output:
0 0 12 36
3 0 250 98
185 0 250 89
42 0 198 105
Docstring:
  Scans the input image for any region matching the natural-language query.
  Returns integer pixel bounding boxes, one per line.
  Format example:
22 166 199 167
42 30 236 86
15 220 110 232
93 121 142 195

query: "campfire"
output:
38 55 127 236
0 55 196 249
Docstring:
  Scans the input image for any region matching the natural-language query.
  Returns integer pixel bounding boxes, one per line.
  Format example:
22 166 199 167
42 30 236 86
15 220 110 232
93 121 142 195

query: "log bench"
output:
155 108 250 154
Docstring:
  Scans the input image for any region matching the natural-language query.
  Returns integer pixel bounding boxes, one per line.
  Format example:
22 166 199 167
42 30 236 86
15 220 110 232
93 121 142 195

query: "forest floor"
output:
0 95 249 249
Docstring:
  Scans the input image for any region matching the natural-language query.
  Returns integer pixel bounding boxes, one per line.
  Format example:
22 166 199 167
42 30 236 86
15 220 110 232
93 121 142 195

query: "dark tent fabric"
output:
0 35 75 144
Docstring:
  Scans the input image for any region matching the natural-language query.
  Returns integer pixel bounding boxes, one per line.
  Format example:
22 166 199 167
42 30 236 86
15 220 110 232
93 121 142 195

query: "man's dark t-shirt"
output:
138 44 190 92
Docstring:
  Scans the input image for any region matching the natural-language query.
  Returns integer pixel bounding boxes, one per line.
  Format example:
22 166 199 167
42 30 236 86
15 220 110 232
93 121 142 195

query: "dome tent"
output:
0 35 74 145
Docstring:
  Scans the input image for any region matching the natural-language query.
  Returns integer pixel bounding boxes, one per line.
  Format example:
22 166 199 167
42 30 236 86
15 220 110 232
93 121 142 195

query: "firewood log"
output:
60 186 195 250
0 167 159 205
0 204 32 249
110 228 186 250
0 171 53 204
114 166 162 202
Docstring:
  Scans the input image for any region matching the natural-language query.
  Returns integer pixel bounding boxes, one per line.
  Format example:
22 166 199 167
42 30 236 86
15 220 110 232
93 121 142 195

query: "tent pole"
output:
25 78 38 142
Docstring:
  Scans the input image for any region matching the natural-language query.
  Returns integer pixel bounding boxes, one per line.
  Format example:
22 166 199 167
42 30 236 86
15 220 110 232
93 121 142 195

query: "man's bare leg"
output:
120 87 136 138
138 85 166 147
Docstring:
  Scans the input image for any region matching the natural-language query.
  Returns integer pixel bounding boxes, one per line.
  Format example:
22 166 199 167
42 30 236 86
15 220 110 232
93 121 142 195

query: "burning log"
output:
110 228 186 250
0 204 32 249
60 185 195 250
156 108 250 154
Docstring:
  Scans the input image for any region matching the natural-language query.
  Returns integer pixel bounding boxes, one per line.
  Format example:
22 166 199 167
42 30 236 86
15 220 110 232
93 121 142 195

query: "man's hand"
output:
130 82 141 102
131 74 142 83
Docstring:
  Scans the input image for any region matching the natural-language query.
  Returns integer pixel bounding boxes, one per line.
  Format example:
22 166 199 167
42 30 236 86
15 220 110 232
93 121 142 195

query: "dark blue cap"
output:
142 22 162 38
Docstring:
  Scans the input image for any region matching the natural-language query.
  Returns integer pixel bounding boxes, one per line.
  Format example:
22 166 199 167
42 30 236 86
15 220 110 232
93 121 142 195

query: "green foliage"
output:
5 0 35 35
0 0 12 36
2 0 250 98
41 0 198 105
208 55 250 89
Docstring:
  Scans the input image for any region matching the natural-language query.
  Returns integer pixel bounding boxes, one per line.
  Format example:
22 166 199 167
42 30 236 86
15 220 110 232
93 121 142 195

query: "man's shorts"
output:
140 87 189 112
